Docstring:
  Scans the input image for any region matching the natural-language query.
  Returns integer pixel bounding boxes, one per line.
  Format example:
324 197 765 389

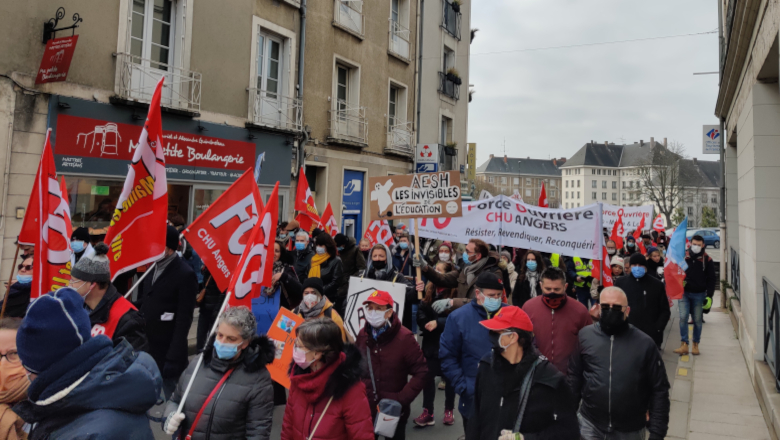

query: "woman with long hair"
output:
304 233 343 304
511 250 546 307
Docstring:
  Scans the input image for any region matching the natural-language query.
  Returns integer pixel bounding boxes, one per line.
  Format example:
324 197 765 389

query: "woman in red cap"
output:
465 306 579 440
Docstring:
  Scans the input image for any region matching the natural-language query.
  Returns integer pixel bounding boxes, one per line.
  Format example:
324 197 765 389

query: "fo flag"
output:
228 183 279 308
610 209 625 250
664 217 689 300
653 214 665 232
19 130 72 299
364 220 394 247
182 169 263 292
321 203 339 237
295 167 320 233
538 182 548 208
104 78 168 279
590 244 614 288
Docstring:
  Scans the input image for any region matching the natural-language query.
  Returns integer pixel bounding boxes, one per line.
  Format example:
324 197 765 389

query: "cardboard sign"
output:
251 287 282 335
36 35 79 84
343 277 408 339
266 307 304 389
369 171 462 220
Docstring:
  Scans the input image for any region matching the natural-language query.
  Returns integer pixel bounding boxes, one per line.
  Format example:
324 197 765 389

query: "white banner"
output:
343 277 408 339
601 203 654 231
415 195 603 259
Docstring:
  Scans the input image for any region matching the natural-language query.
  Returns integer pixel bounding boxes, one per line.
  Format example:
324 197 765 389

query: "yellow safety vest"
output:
550 253 560 268
573 257 592 288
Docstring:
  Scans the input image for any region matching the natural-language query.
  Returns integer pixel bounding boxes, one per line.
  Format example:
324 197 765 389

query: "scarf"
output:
308 253 330 278
298 295 328 319
371 322 391 340
153 252 176 284
0 364 27 406
526 270 539 298
542 294 567 309
0 404 24 440
465 256 489 286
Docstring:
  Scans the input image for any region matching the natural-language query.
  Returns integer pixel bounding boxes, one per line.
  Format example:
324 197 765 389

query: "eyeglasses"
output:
0 351 20 364
600 304 625 312
17 264 32 271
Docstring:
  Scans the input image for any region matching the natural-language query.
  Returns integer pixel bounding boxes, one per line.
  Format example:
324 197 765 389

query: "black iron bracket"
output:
43 7 82 44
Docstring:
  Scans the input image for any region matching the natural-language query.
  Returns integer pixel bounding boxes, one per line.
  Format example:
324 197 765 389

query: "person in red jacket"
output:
522 267 592 375
355 290 428 440
282 318 374 440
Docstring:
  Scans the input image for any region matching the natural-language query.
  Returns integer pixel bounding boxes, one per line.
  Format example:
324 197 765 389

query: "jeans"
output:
679 291 706 344
576 287 594 309
578 413 647 440
422 355 455 413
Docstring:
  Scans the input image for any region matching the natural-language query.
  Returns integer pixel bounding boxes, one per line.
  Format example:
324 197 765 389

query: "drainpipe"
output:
415 0 424 143
288 0 307 219
718 0 727 308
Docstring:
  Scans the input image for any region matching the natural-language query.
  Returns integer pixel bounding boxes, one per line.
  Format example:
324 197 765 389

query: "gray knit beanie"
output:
71 242 111 283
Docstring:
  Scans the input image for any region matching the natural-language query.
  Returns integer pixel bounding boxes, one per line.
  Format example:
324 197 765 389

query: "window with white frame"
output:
612 181 616 189
591 181 597 188
565 191 569 198
551 180 556 187
602 192 606 199
488 176 494 183
331 58 365 143
566 180 569 188
513 177 519 185
130 0 175 69
334 0 364 36
249 22 298 131
592 192 597 199
577 180 580 188
612 193 617 201
440 116 453 144
526 178 531 185
389 0 411 59
622 193 626 200
501 177 507 185
526 189 532 197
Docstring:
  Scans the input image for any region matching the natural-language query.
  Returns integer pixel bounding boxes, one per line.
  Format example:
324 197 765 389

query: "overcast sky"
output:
467 0 720 166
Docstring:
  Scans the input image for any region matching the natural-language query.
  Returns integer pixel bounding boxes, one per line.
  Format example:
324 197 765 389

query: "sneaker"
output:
443 410 455 425
414 409 435 427
438 380 446 390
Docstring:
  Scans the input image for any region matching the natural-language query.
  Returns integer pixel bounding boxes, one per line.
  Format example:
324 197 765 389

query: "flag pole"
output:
123 262 156 299
175 290 233 414
0 245 20 320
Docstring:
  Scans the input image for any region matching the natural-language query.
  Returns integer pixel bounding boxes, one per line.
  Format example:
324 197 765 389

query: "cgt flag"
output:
653 214 665 232
538 182 548 208
320 203 339 237
104 77 168 280
228 183 279 308
364 220 394 247
295 167 320 233
632 213 647 255
18 130 72 299
590 244 614 288
664 217 689 300
182 169 263 292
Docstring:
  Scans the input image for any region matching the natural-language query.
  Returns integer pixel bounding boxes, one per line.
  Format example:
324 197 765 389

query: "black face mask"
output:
372 260 387 270
600 309 628 336
488 332 508 352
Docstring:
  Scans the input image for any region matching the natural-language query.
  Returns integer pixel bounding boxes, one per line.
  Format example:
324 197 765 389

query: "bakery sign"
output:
53 114 256 182
369 171 463 221
36 36 79 84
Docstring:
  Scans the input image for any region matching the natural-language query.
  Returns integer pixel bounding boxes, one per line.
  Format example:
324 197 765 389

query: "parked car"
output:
686 229 720 248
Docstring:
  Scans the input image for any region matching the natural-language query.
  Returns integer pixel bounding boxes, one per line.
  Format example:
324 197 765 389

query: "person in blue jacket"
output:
14 288 162 440
438 271 507 431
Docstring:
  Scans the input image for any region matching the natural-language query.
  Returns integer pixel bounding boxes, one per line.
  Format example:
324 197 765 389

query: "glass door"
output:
255 32 283 127
130 0 175 104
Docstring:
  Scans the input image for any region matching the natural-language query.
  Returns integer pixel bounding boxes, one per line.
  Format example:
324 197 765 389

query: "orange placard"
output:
266 307 304 389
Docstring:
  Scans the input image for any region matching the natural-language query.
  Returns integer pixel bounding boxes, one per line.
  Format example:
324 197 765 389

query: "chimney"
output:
553 158 557 166
489 154 494 159
503 155 507 164
693 157 698 165
605 141 609 146
590 140 594 145
640 139 644 146
650 137 654 146
663 138 667 148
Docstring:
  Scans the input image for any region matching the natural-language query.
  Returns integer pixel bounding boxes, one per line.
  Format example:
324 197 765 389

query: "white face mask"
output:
303 293 319 308
690 245 702 254
439 253 450 262
365 309 388 328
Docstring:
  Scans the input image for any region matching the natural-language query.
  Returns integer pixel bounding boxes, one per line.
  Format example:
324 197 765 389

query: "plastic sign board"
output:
36 35 79 84
702 125 721 154
416 163 438 173
416 143 439 165
369 171 462 221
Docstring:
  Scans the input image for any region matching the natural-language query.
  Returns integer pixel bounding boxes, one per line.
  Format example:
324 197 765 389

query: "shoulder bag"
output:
366 347 402 438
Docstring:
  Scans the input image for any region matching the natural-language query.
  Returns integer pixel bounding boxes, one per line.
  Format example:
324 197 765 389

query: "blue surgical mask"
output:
213 339 241 360
71 240 85 253
631 266 646 278
399 242 408 250
462 252 472 265
337 246 344 252
16 275 32 285
316 246 326 255
295 242 306 251
279 232 287 239
482 295 501 312
526 261 537 271
627 242 635 248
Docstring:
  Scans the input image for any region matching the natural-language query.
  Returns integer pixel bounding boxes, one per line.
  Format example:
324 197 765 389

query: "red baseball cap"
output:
363 290 393 307
479 306 533 332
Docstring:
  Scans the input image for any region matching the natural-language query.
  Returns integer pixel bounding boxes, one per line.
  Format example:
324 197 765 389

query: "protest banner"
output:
369 171 462 221
479 190 493 200
414 195 603 260
343 277 408 339
266 307 304 388
364 220 394 247
252 287 281 335
183 169 263 292
601 203 654 231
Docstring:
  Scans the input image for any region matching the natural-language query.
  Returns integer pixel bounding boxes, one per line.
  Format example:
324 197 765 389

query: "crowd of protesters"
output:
0 212 722 440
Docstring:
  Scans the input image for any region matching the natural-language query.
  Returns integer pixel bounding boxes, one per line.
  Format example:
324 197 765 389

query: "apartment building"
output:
475 155 562 207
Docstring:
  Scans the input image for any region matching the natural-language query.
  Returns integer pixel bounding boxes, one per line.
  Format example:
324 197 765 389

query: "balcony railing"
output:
334 0 364 37
385 121 414 157
388 19 411 61
442 0 462 40
114 52 201 113
764 277 780 391
438 71 460 100
247 88 302 132
329 100 368 145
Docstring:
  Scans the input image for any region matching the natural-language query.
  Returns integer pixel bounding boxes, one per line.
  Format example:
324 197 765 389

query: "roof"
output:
680 159 722 188
476 157 561 177
561 141 669 168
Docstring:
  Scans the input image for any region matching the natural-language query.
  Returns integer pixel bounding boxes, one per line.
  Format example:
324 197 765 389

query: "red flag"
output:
104 77 168 280
610 209 625 250
321 203 339 237
364 220 394 247
652 214 665 232
538 182 548 208
60 178 73 250
295 167 320 223
590 244 614 288
228 183 279 308
182 169 263 292
21 130 72 299
295 212 319 235
633 214 647 254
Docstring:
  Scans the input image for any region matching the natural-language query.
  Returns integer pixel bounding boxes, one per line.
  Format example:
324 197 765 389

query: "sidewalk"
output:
665 291 771 440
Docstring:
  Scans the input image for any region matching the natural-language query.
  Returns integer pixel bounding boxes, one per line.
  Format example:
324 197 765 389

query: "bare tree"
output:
473 178 500 198
636 141 692 226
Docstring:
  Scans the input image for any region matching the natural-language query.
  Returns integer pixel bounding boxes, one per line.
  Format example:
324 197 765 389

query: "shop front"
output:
48 96 292 236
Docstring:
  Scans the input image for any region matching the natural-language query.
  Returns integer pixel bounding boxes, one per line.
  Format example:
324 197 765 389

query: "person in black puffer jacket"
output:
645 247 665 281
0 255 33 318
614 254 670 347
164 306 275 440
568 286 670 440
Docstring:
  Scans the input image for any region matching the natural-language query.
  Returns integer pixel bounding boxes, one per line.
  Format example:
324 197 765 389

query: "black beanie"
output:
166 225 180 250
334 234 348 247
476 272 503 290
629 253 647 267
301 277 324 295
71 227 90 242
